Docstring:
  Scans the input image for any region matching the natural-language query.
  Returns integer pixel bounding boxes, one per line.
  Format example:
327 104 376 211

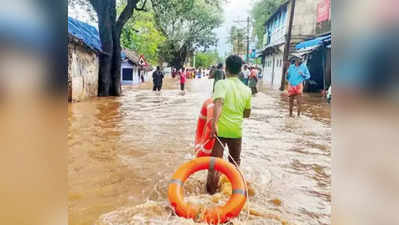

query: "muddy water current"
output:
68 78 331 225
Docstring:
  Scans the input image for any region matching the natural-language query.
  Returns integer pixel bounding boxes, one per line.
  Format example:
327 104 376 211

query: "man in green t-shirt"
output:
206 55 252 195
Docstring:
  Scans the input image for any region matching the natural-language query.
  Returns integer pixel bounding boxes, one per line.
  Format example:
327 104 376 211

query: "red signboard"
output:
139 55 148 66
317 0 331 23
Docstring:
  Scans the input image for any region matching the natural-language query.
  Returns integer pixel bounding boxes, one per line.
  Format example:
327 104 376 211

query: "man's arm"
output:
211 98 223 137
302 65 311 80
243 94 252 118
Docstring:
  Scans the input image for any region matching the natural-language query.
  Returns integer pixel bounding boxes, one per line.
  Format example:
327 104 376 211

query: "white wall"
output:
262 51 284 89
121 61 141 85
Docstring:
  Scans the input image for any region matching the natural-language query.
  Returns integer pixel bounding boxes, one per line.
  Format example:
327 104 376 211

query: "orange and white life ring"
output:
168 157 247 224
194 98 216 157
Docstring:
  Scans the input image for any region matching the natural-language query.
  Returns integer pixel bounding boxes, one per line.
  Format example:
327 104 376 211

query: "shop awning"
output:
296 34 331 50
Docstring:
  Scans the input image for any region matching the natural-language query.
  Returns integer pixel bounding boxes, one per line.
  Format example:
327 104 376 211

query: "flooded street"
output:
68 78 331 225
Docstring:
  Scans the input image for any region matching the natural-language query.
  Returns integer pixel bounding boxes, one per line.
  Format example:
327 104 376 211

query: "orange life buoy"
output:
168 157 247 224
194 98 216 157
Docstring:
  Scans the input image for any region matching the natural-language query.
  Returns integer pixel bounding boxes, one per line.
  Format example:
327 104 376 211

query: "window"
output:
122 68 133 81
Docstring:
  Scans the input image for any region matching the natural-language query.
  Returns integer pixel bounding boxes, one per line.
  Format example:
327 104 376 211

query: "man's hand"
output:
244 109 251 118
210 121 217 138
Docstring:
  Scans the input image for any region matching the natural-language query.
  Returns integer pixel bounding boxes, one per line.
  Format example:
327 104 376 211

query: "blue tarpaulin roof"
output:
68 17 102 52
296 34 331 50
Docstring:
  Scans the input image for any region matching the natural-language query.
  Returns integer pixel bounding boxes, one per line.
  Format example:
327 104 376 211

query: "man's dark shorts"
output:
206 137 242 194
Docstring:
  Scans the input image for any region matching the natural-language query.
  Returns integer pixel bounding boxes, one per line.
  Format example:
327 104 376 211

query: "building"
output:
121 49 153 85
68 17 101 102
295 0 331 92
260 0 320 89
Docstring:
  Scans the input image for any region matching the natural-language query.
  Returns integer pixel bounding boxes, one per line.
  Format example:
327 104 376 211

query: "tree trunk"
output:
111 31 122 96
97 6 114 96
92 0 141 97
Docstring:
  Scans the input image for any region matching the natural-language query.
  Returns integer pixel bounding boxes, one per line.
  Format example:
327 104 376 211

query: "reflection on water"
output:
68 78 331 225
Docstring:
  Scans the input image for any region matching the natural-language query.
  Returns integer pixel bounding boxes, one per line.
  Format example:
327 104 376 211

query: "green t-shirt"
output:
213 77 252 138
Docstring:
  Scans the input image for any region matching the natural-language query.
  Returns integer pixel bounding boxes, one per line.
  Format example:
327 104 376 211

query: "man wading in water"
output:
210 63 225 92
206 55 252 194
286 57 310 117
152 66 164 93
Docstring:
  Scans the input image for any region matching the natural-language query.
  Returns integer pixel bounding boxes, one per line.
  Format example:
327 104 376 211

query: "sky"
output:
216 0 256 57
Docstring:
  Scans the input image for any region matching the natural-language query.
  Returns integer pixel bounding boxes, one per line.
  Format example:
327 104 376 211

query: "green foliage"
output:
152 0 223 69
250 0 284 48
195 51 219 68
118 2 166 65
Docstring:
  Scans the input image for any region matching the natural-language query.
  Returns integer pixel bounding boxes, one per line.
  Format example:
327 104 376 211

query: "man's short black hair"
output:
217 63 223 69
157 66 160 70
225 55 243 75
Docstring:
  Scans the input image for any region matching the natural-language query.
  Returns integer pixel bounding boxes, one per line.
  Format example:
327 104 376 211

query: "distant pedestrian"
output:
248 68 258 95
209 66 216 78
152 66 164 92
179 67 187 94
140 70 145 83
286 57 310 117
172 68 177 78
242 65 250 86
211 63 225 92
206 55 252 195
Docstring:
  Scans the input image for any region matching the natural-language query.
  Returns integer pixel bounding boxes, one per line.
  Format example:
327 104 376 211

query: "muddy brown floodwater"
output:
68 77 331 225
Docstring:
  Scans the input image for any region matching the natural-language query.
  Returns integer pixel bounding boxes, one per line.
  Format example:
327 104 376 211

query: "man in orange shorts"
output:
286 57 310 117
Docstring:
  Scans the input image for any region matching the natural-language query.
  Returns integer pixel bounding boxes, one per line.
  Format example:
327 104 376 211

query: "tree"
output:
228 26 247 56
151 0 223 70
119 6 166 65
250 0 284 48
195 51 219 68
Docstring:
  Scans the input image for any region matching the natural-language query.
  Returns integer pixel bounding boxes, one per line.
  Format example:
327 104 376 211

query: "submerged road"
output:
68 77 331 225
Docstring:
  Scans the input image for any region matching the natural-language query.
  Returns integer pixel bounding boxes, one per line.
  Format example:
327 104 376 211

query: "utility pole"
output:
246 16 250 64
193 52 196 68
233 16 251 64
280 0 296 91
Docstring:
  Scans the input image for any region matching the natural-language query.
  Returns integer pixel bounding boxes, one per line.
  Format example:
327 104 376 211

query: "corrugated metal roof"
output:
68 17 102 52
295 34 331 50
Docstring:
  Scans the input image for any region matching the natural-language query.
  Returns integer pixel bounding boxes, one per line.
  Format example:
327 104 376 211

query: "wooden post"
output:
280 0 296 91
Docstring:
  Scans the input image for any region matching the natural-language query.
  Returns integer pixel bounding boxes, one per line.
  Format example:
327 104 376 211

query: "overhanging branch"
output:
116 0 140 34
135 0 147 11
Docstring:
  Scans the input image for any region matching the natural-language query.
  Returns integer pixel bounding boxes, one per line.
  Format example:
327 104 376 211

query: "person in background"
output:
152 66 164 92
171 68 177 78
286 57 310 117
179 67 187 95
248 68 258 95
209 65 216 79
140 70 145 83
206 55 252 195
257 68 263 79
242 65 250 86
212 63 225 92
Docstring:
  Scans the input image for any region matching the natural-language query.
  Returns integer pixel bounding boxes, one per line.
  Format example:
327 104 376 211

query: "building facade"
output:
68 17 102 102
121 49 153 85
294 0 331 92
261 0 319 89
